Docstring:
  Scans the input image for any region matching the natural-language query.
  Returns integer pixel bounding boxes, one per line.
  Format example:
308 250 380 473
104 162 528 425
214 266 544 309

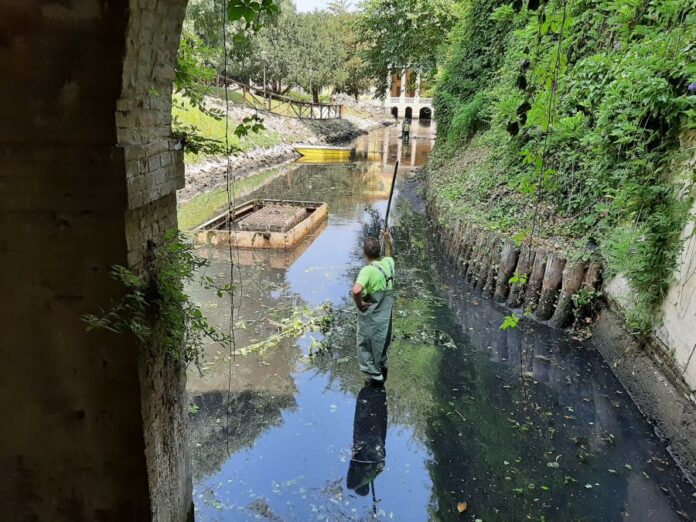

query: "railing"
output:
220 77 342 120
388 96 433 105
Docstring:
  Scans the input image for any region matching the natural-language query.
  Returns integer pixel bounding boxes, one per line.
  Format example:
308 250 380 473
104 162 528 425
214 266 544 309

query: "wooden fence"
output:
220 77 343 120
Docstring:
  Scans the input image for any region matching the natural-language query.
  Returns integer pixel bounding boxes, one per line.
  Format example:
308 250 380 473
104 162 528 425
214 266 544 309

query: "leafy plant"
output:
429 0 696 332
84 231 231 368
500 313 521 330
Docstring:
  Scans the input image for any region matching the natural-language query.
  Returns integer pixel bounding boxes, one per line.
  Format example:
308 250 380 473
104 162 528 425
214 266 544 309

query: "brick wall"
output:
0 1 191 520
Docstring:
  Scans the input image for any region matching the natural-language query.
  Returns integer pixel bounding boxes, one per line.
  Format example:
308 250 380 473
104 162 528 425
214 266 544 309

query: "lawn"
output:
172 94 284 165
178 167 286 231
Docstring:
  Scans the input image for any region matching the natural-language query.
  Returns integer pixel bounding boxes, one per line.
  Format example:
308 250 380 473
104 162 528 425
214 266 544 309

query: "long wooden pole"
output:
384 160 399 232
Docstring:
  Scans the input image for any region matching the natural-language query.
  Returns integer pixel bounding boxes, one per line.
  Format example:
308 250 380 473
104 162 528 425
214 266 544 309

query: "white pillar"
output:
385 66 392 108
415 72 421 99
400 68 407 100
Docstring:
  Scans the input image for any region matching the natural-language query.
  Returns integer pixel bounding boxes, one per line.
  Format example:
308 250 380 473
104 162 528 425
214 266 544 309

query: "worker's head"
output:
363 237 381 261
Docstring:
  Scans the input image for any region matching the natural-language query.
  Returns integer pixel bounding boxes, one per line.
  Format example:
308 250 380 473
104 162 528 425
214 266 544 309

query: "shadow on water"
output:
188 122 696 521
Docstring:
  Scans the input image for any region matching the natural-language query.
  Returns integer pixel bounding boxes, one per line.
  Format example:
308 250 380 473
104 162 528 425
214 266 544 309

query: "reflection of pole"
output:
384 160 399 232
371 481 378 517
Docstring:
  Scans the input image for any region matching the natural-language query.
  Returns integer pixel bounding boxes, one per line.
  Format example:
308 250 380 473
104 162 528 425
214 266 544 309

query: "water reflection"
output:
347 385 388 504
188 122 696 521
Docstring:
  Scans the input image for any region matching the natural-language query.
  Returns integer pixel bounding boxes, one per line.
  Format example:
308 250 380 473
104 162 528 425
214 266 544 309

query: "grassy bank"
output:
178 167 286 231
429 0 695 331
173 94 284 165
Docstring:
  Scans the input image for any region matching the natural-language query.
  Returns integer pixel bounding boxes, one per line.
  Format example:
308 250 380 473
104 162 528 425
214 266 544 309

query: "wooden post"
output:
494 240 519 302
460 230 478 280
535 255 566 320
523 249 548 311
483 238 503 296
507 245 535 309
550 261 588 328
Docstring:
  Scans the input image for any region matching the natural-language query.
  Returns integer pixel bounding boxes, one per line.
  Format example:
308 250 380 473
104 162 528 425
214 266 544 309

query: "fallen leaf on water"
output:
457 502 468 513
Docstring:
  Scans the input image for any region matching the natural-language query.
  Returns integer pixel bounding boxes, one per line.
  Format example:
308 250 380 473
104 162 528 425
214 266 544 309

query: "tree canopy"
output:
356 0 461 96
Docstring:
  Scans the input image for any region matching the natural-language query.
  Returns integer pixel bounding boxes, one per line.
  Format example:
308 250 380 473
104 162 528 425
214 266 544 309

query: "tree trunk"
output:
312 87 320 103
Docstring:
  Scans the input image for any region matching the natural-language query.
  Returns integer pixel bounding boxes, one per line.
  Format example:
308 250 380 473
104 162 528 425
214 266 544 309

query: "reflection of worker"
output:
402 119 411 140
347 384 388 503
352 231 395 386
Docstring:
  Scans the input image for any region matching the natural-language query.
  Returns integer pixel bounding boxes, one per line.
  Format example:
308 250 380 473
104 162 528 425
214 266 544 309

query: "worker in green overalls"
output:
352 231 395 386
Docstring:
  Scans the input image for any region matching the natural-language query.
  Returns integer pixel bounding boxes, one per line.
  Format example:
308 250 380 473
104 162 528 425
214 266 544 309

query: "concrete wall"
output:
0 1 190 520
605 132 696 399
656 194 696 394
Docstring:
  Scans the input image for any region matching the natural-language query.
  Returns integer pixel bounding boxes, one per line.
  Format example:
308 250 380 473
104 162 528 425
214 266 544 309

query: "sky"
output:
295 0 352 12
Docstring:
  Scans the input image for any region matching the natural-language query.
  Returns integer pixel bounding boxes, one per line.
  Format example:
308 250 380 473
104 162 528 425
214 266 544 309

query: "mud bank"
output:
593 309 696 485
178 100 391 203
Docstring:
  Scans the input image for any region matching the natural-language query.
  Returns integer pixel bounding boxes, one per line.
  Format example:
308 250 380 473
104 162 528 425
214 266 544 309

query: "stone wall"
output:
119 0 192 520
0 1 191 520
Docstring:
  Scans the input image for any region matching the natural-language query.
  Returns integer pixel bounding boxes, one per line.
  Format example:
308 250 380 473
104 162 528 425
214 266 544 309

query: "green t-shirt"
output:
356 257 395 296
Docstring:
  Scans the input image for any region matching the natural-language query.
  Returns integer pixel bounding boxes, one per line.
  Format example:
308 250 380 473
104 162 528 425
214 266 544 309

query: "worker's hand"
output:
358 301 369 312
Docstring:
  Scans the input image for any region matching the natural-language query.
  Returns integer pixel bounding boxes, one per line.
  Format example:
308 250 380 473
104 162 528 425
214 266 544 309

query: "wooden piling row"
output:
426 202 603 329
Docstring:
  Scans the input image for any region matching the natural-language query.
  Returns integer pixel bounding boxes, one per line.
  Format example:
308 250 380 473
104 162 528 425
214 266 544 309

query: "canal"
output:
186 122 696 521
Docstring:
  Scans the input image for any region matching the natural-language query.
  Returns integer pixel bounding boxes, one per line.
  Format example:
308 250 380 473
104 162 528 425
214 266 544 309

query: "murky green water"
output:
186 123 696 521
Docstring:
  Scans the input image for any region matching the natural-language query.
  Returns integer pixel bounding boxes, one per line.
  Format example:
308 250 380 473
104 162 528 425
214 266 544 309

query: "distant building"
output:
384 67 434 120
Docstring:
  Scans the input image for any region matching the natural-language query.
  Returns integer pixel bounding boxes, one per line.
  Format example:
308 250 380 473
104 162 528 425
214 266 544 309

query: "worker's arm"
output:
383 230 394 258
352 283 369 312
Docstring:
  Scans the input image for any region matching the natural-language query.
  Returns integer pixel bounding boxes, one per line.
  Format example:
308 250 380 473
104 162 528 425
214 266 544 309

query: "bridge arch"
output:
391 106 399 119
405 107 413 120
419 106 432 120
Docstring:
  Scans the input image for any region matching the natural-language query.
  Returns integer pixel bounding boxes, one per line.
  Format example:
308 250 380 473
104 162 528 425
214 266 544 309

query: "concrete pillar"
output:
415 72 422 99
0 1 192 520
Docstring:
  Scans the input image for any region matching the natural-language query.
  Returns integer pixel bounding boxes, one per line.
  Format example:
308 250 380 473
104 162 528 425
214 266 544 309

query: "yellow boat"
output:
294 144 354 163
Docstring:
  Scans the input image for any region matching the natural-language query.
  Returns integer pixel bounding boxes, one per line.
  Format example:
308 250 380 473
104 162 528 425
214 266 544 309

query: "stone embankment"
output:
178 97 391 203
427 200 602 329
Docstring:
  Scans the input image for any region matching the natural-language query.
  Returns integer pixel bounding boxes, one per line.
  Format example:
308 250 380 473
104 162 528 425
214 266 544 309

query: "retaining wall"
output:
426 201 602 329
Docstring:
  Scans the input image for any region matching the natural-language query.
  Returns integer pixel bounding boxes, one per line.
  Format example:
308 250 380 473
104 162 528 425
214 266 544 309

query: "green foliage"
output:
84 231 231 367
432 0 514 137
356 0 460 95
448 93 487 144
287 11 349 102
431 0 696 330
500 313 521 330
172 94 272 161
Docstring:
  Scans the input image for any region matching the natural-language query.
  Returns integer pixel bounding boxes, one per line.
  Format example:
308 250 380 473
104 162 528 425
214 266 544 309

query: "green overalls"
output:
356 259 395 382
